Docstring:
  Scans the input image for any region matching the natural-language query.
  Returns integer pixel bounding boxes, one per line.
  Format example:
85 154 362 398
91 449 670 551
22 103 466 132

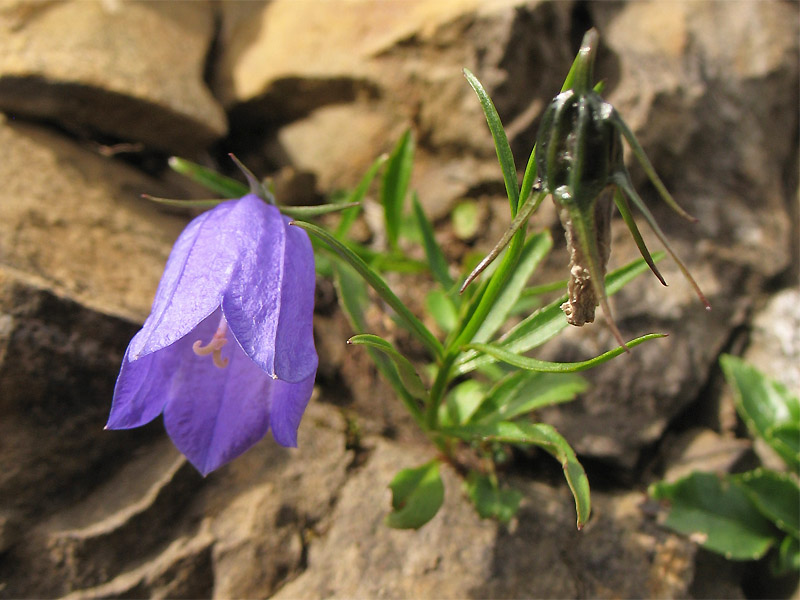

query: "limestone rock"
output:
536 0 798 467
218 0 574 214
0 0 226 154
275 438 708 598
0 115 190 322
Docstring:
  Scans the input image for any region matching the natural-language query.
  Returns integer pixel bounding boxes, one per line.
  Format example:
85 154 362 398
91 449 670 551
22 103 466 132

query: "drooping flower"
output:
106 194 318 475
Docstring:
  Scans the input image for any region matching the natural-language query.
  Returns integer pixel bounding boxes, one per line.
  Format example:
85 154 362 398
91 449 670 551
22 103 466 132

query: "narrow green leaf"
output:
347 334 427 400
463 68 519 214
336 153 388 238
472 231 552 343
381 129 415 249
775 534 800 575
720 355 800 468
443 421 590 528
465 471 522 523
293 220 443 360
278 202 361 219
732 469 800 537
386 460 445 529
443 379 487 426
168 156 249 198
650 472 778 561
475 372 587 424
426 289 459 334
467 333 665 374
412 194 454 290
455 252 664 375
143 195 226 209
332 262 425 426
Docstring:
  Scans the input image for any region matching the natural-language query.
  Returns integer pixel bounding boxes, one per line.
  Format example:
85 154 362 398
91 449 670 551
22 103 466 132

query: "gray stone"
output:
0 1 226 154
535 0 798 467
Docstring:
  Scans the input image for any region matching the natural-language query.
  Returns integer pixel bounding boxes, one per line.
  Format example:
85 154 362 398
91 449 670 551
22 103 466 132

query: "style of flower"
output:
106 194 318 475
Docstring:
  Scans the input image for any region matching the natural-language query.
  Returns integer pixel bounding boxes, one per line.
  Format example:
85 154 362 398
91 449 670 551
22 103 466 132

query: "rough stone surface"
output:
0 115 188 322
0 0 797 597
0 0 226 154
535 0 798 468
276 438 701 599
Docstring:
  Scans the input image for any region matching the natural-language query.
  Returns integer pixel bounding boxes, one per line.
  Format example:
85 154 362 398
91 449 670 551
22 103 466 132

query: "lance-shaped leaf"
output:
720 354 800 468
386 460 445 529
381 129 415 249
470 371 587 425
426 289 459 334
455 253 662 375
776 534 800 575
467 333 664 374
463 68 519 214
292 220 443 360
333 262 424 426
444 421 591 529
348 334 427 400
145 195 359 219
440 379 486 427
168 156 250 198
336 153 387 238
472 231 552 344
650 472 778 561
412 194 454 291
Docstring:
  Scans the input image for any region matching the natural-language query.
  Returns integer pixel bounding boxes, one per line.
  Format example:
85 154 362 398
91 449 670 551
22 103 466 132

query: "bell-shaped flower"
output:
106 194 318 475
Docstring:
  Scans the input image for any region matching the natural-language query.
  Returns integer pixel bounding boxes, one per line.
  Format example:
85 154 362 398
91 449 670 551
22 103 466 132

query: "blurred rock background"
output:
0 0 797 598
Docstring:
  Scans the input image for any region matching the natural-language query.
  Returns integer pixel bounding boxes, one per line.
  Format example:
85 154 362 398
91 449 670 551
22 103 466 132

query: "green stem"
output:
425 227 526 430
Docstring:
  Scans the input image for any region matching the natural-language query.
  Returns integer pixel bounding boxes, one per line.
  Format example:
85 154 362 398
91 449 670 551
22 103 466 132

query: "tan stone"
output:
0 0 226 154
0 115 190 322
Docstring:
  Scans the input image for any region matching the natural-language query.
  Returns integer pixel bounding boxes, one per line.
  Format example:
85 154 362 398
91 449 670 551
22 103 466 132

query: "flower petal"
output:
162 311 275 475
268 370 316 447
129 197 256 359
222 197 318 383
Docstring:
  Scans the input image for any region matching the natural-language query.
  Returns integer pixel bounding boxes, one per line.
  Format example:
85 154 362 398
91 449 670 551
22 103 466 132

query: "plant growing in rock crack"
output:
107 29 708 530
650 356 799 576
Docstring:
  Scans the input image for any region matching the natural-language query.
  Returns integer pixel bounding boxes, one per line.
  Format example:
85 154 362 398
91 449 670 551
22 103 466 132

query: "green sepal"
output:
386 460 445 529
347 334 427 400
144 195 360 218
168 156 249 198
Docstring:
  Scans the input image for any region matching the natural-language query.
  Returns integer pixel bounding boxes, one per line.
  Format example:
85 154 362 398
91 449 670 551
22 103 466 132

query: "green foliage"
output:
165 31 692 533
386 460 445 529
650 357 800 575
465 472 522 523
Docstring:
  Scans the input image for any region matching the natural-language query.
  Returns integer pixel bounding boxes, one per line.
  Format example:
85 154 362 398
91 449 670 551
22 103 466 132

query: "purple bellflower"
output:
106 194 318 475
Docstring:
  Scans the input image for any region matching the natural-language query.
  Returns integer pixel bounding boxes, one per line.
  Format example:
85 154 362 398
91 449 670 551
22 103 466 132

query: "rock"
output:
536 0 798 468
0 115 190 322
218 0 574 215
740 287 800 471
0 1 226 154
660 428 752 483
274 437 711 598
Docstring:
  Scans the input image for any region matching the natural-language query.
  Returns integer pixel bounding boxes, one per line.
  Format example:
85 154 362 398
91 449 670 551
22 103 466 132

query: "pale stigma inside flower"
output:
192 316 230 369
